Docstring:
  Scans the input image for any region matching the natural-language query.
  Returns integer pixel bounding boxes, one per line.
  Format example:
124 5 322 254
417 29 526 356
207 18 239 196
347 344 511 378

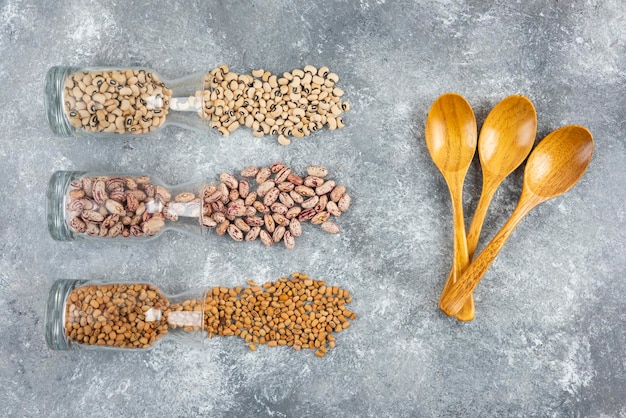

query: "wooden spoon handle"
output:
466 178 498 260
440 178 498 320
439 198 538 316
438 183 474 319
452 181 499 321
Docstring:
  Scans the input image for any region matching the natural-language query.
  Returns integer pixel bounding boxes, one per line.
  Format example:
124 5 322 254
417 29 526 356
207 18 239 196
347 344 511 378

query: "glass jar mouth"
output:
45 66 80 137
45 279 83 350
47 171 82 241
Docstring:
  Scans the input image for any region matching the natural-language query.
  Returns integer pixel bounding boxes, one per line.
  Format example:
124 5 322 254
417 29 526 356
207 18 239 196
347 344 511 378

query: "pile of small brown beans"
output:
65 175 182 238
63 69 172 134
203 272 356 357
201 163 351 248
199 65 350 144
64 283 171 349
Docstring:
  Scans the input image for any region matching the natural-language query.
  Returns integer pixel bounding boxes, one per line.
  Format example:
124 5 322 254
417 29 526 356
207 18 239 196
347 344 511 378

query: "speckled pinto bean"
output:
200 164 350 249
65 174 178 239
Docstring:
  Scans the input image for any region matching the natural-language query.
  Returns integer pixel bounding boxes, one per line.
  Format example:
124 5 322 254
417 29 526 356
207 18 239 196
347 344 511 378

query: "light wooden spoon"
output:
439 125 594 316
439 95 537 320
425 93 477 320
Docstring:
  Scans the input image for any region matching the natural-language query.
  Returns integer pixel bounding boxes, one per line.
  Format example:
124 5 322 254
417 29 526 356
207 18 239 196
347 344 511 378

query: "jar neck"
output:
161 71 211 133
45 279 84 350
47 170 84 241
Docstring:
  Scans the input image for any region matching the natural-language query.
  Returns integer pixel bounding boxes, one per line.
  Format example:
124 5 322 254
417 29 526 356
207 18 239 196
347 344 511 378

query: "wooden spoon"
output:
439 95 537 320
439 125 594 316
425 93 477 319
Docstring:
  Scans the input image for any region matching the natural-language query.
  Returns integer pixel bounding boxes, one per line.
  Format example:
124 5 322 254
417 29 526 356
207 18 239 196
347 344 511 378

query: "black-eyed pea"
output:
111 72 126 85
99 81 109 94
92 93 106 104
85 84 99 96
217 126 229 136
332 87 344 97
69 117 82 128
312 75 325 86
317 66 330 78
327 117 337 131
326 72 339 83
71 85 83 99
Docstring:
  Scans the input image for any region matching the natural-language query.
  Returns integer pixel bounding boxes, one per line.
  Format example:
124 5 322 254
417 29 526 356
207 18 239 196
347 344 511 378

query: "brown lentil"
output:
201 272 355 356
64 283 171 349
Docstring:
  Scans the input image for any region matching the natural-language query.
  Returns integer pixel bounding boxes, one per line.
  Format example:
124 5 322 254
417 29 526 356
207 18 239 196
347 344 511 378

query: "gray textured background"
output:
1 0 625 416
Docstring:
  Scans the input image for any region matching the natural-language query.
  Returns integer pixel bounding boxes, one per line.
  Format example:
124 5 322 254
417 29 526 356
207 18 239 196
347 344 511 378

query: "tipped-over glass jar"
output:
45 64 352 141
45 279 207 350
47 171 213 241
47 166 351 245
45 66 212 137
45 273 356 355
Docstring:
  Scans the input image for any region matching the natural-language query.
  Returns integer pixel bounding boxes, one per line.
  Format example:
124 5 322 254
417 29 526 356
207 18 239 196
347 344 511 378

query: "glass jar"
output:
45 66 212 137
47 166 351 245
45 272 357 355
45 279 207 350
47 171 213 241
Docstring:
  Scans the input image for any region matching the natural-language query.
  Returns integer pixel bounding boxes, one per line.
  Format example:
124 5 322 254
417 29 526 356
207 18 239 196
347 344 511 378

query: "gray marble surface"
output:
1 0 625 416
